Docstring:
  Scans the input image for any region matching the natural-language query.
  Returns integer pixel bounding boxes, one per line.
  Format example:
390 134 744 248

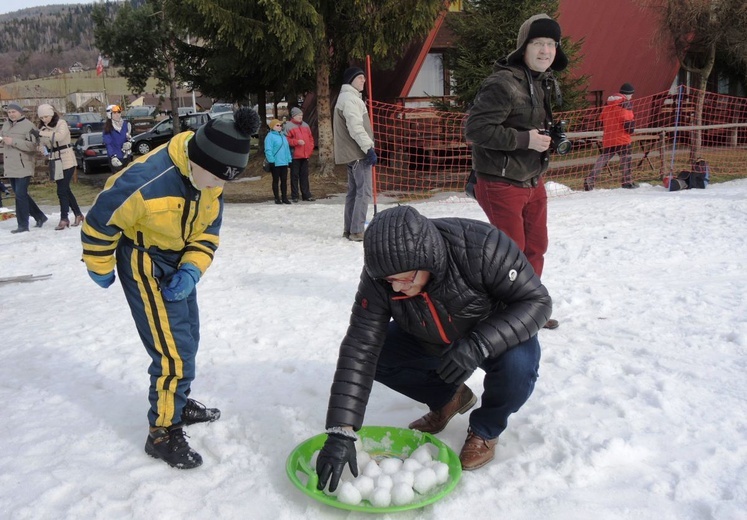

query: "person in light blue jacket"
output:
264 119 293 204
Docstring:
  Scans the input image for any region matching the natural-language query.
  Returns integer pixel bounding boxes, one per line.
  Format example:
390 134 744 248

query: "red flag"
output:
96 55 104 76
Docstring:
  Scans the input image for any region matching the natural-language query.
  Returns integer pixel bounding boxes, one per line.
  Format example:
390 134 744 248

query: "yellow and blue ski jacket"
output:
81 131 224 276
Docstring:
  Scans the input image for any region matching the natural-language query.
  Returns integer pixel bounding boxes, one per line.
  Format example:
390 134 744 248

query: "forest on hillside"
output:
0 2 124 83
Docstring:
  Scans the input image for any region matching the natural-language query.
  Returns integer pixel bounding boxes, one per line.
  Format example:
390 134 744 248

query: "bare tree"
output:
640 0 747 158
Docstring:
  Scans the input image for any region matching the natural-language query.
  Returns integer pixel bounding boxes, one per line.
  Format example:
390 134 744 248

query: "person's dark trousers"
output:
290 158 312 200
56 166 82 221
375 321 541 440
10 177 45 230
271 165 289 201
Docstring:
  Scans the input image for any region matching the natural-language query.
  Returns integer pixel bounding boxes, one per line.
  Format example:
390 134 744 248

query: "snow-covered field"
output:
1 179 745 519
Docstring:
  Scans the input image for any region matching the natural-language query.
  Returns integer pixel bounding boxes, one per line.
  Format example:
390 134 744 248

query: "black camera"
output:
540 120 572 155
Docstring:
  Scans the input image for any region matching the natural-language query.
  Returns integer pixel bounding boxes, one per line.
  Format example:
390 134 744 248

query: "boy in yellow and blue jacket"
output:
81 108 260 469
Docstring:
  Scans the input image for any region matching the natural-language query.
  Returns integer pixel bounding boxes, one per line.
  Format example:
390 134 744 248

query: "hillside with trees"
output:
0 2 122 82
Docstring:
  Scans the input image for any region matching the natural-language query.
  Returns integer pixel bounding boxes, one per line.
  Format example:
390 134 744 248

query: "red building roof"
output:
558 0 680 102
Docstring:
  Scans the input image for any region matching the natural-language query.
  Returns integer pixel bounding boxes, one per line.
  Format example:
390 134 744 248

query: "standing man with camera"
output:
465 13 567 329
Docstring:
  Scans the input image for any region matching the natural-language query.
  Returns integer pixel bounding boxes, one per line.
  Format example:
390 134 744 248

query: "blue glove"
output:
365 147 378 166
161 263 201 302
88 270 115 288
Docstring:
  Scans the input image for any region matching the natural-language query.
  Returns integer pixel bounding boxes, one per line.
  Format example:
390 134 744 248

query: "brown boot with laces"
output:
459 429 498 470
408 384 477 434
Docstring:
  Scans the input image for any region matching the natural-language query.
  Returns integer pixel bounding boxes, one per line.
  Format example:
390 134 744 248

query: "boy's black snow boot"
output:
181 398 221 425
144 424 203 469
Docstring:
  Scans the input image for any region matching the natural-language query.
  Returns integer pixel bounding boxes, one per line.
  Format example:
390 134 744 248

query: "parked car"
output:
208 103 233 118
132 112 210 155
64 112 105 138
124 106 158 135
73 132 109 174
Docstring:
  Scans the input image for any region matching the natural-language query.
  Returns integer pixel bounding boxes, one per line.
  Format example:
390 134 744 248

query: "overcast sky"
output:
0 0 96 16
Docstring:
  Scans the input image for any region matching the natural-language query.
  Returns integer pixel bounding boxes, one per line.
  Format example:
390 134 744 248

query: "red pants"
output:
475 178 548 277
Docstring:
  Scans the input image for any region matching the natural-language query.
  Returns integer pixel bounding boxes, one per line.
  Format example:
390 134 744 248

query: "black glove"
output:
316 431 358 492
365 147 378 166
437 337 490 385
29 127 41 139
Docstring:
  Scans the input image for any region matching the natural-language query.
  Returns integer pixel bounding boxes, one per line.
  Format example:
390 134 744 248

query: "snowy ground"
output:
0 179 745 520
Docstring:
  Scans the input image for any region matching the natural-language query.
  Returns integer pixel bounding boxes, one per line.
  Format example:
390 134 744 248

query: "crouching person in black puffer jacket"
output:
316 205 552 491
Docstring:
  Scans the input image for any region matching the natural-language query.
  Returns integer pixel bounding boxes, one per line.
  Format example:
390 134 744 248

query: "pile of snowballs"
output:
314 442 451 508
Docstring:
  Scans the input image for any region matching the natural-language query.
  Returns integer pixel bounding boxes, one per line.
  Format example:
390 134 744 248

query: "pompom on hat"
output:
506 13 568 72
188 107 261 181
37 104 55 117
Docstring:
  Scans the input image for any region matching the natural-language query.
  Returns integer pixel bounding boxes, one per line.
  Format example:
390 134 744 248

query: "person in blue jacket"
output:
102 104 132 172
81 108 260 469
264 118 293 204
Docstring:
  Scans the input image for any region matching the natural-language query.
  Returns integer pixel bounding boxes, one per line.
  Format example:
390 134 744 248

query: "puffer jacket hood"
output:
363 206 446 280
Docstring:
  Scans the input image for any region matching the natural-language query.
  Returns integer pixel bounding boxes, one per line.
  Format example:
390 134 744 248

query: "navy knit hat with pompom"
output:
188 108 260 180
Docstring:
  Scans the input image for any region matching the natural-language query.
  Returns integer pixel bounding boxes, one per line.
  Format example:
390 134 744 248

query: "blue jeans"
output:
10 177 45 230
375 321 541 440
344 159 372 234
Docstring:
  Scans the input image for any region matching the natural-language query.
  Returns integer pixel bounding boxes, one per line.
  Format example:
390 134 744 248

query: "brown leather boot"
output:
408 384 477 434
54 219 70 230
459 429 498 470
72 214 85 227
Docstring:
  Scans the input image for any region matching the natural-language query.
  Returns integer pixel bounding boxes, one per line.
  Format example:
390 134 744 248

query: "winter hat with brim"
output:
620 83 635 95
37 104 55 117
343 66 365 85
188 107 260 181
5 103 23 112
268 119 283 129
506 13 568 72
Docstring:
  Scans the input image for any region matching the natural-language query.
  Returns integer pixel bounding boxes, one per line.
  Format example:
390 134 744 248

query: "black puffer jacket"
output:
325 206 552 430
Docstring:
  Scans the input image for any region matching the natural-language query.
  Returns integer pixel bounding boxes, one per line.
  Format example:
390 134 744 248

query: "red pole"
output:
365 55 377 215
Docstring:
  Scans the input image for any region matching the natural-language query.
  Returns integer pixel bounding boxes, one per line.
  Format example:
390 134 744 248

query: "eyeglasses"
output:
382 270 419 290
528 40 559 49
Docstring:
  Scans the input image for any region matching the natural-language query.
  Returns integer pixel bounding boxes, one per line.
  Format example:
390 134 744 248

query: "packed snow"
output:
1 178 746 519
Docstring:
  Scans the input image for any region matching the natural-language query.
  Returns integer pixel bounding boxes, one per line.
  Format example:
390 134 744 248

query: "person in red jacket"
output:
584 83 637 190
284 107 315 202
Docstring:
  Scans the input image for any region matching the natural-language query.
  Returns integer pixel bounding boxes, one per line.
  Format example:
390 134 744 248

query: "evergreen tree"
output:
164 0 444 175
445 0 587 112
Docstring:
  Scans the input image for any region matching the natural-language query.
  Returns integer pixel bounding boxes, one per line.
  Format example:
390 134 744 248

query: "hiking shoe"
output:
348 232 364 242
459 429 498 470
181 399 221 425
144 425 203 469
621 182 639 189
409 384 477 434
543 318 559 329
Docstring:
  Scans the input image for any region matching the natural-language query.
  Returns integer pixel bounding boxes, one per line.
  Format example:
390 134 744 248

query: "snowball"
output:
379 457 403 475
363 460 382 478
432 461 450 484
356 450 372 468
337 481 362 505
352 475 375 500
391 469 415 487
391 482 415 505
410 444 434 465
369 487 392 508
376 474 394 490
413 467 438 494
401 457 423 473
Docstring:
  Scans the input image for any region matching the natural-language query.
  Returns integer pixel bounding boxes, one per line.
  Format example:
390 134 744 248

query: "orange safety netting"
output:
370 86 747 200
